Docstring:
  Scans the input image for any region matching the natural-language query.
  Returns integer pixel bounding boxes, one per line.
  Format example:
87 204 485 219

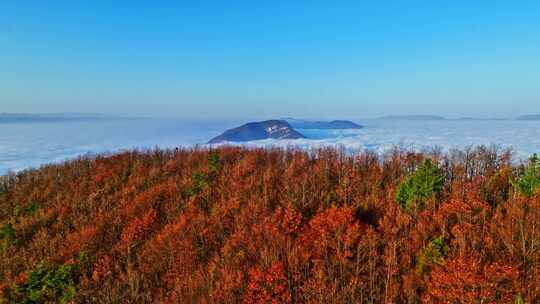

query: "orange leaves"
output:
299 206 364 263
434 199 491 252
2 147 540 302
93 170 112 184
137 212 198 292
120 208 157 250
425 254 520 303
257 206 303 243
243 262 291 304
281 206 302 236
57 224 99 261
122 182 177 216
92 255 113 282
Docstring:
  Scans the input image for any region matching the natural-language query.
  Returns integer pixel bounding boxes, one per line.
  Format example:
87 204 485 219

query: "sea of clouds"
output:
1 118 539 174
231 120 540 159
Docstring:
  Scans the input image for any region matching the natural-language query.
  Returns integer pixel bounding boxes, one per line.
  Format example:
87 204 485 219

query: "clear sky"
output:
1 1 539 119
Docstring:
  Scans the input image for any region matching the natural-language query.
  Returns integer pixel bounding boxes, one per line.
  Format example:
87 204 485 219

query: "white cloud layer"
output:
1 119 539 174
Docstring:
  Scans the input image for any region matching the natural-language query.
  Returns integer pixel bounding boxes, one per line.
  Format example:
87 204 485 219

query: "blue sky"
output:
1 1 539 119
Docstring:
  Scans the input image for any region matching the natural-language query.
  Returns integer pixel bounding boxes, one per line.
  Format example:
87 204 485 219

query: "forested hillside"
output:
0 146 539 303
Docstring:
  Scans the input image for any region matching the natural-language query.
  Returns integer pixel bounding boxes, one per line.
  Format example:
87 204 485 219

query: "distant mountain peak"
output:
378 115 445 121
284 118 363 129
208 120 305 144
516 114 540 120
0 113 144 123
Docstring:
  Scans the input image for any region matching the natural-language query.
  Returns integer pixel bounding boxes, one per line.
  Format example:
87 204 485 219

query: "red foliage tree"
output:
243 262 291 304
425 254 520 303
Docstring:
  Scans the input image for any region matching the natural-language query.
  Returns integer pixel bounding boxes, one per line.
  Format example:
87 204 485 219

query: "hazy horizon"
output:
1 111 539 121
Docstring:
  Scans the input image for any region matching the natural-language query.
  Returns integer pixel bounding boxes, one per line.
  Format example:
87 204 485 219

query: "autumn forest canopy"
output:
1 146 540 303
